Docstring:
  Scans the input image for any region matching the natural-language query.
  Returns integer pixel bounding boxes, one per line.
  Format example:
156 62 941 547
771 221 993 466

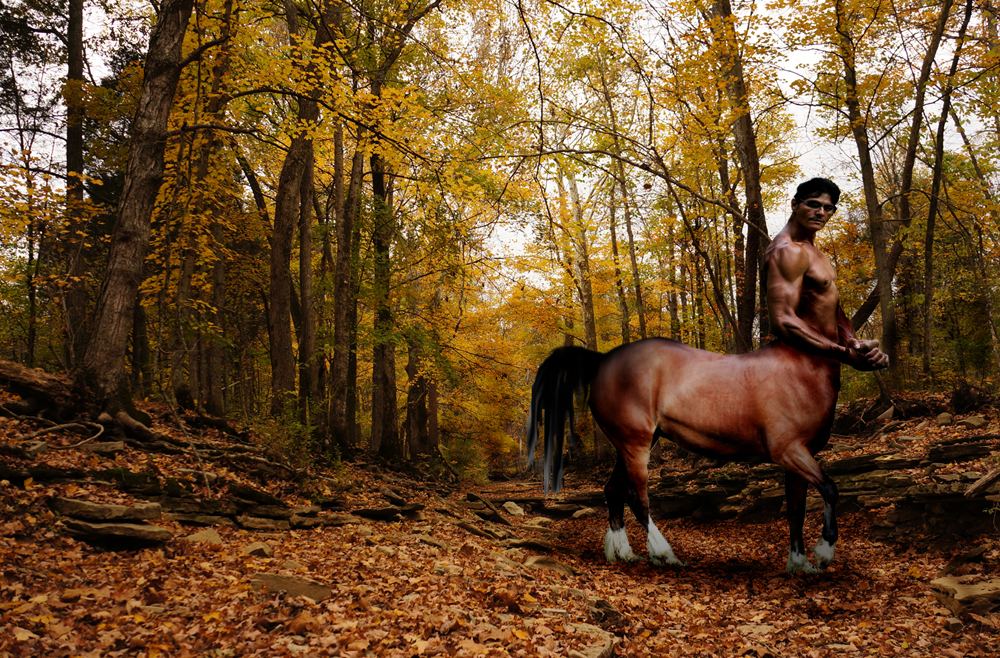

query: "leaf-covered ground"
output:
0 399 998 657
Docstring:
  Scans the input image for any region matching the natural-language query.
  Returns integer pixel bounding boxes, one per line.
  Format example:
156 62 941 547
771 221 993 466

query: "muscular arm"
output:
766 242 888 370
766 242 849 360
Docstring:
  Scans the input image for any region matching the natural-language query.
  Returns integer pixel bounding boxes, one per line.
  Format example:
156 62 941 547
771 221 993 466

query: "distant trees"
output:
1 0 999 469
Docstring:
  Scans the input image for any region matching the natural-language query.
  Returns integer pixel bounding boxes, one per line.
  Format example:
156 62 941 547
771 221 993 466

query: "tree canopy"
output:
2 0 999 471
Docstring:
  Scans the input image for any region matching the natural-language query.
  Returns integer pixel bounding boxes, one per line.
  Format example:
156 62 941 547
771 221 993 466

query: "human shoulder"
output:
765 235 810 280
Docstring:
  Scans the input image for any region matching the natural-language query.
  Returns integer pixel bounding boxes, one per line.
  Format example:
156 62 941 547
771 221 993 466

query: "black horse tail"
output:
526 346 605 495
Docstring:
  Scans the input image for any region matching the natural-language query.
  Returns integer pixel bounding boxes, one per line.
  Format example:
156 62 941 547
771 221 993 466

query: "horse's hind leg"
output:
620 447 681 566
603 456 639 562
780 445 840 573
784 471 818 574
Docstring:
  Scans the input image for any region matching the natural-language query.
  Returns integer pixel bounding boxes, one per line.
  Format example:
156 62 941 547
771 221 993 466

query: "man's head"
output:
789 178 839 233
793 178 840 206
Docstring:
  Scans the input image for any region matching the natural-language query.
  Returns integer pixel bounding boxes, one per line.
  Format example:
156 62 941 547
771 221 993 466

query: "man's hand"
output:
844 339 889 371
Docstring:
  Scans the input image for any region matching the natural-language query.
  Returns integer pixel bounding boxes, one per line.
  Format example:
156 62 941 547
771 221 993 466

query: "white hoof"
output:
605 527 640 563
786 549 819 574
647 521 684 566
813 538 836 569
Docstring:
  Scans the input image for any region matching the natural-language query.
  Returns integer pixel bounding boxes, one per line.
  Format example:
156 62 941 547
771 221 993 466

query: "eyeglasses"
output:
800 199 837 214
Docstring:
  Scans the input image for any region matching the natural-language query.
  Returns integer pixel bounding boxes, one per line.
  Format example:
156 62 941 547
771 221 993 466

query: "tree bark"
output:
834 0 897 375
372 150 401 459
298 151 319 408
710 0 764 354
608 177 630 345
330 135 365 454
836 0 953 373
269 2 335 415
77 0 194 412
64 0 88 365
565 171 598 351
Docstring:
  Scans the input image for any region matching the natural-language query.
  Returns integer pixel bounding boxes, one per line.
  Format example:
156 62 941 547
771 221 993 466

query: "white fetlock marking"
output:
786 549 819 574
646 520 682 566
604 527 639 563
813 538 836 569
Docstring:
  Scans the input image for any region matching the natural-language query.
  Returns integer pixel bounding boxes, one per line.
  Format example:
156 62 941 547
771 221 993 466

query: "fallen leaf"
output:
13 627 38 641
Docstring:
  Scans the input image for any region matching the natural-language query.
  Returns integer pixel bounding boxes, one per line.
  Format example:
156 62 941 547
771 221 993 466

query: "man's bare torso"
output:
766 235 841 342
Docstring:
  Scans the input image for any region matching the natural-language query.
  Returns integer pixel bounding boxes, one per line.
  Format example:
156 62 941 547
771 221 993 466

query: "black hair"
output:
794 178 840 206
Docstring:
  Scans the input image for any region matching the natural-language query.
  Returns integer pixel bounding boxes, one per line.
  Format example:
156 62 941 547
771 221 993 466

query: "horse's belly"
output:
661 414 767 460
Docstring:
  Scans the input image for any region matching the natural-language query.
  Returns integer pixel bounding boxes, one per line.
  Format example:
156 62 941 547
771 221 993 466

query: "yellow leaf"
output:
512 629 530 640
203 611 221 622
524 593 537 602
902 641 909 649
23 477 34 489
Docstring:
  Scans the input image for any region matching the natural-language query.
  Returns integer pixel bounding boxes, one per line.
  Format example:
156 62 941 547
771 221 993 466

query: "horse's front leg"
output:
812 473 839 569
784 471 818 574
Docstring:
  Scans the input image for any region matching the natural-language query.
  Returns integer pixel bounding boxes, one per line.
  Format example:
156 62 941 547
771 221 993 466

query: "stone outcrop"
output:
634 435 999 537
63 518 172 544
930 576 1000 615
51 498 173 546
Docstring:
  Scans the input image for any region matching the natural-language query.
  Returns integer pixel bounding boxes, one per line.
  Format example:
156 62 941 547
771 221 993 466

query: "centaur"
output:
527 179 889 574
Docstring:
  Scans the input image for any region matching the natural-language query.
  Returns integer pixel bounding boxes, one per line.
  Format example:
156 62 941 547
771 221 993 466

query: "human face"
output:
791 193 836 232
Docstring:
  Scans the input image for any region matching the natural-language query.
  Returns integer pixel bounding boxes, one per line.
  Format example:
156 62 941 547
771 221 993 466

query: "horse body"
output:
527 337 845 573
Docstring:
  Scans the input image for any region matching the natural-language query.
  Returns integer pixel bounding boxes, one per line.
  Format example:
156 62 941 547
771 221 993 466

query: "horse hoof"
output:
786 551 819 574
650 556 685 567
813 538 835 569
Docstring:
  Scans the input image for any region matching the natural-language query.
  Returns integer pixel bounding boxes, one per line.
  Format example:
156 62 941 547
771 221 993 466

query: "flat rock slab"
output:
251 574 332 601
352 507 401 522
63 518 172 543
237 515 290 531
242 541 273 557
822 452 893 475
565 622 618 658
501 501 525 517
930 576 1000 615
229 483 284 506
321 513 360 527
957 416 988 429
51 498 162 522
927 442 992 464
185 528 223 545
163 513 235 527
177 469 218 485
539 504 583 518
83 441 127 456
524 555 578 577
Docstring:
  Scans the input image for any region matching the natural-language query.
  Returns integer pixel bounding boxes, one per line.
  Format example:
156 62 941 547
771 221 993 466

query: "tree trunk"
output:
372 150 401 459
205 221 226 416
835 0 953 372
667 229 680 340
835 2 897 376
565 171 598 351
298 151 319 409
330 135 365 454
77 0 194 412
405 335 430 457
710 0 763 354
63 0 89 366
922 0 971 377
608 178 630 344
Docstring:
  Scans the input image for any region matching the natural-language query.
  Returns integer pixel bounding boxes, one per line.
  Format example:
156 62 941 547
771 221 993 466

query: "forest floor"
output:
0 395 998 657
